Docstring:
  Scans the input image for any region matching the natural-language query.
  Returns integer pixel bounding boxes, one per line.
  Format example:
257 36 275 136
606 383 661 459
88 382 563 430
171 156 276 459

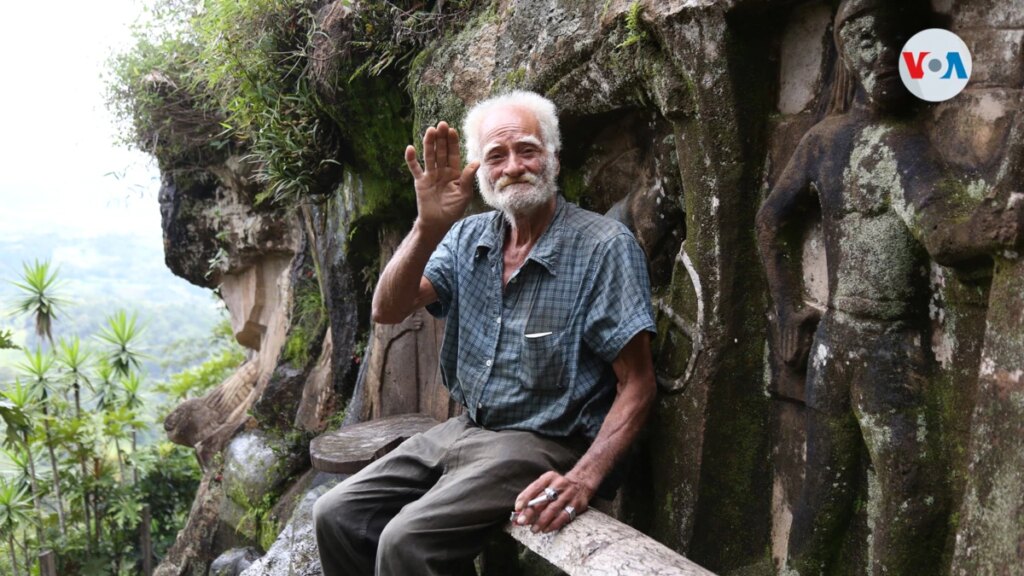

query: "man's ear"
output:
554 155 561 177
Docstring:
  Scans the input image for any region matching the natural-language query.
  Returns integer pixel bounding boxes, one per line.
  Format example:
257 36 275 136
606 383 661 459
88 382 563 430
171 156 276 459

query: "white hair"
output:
462 91 561 163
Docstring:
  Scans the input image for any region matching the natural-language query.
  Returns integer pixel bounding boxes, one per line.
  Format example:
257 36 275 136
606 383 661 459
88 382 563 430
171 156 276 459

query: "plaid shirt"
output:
424 195 656 439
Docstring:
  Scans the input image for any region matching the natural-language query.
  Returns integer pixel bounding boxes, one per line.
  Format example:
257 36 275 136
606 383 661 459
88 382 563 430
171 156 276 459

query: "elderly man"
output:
313 91 657 575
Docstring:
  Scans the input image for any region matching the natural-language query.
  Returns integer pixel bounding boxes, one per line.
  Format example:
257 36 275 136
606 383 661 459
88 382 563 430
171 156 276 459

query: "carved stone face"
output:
837 11 910 111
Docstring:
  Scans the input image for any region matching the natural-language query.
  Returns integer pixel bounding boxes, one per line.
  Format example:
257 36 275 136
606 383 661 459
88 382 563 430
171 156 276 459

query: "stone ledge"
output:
507 509 717 576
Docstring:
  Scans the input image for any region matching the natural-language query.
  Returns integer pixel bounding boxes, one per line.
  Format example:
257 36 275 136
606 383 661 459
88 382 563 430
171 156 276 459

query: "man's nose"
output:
503 153 526 177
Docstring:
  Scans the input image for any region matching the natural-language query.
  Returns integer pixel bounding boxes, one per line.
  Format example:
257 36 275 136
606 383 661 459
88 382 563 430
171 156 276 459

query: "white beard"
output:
477 157 558 221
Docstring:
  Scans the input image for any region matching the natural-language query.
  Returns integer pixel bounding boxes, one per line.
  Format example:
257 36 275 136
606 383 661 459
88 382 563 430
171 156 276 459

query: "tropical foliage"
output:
9 260 66 347
0 330 16 351
0 262 243 575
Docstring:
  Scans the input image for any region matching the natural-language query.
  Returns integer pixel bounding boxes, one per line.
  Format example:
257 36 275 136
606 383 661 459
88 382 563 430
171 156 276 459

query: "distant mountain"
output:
0 231 224 382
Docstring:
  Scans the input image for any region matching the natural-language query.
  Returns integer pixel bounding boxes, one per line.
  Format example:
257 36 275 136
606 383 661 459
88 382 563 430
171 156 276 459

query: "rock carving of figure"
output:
757 1 1024 573
164 359 259 459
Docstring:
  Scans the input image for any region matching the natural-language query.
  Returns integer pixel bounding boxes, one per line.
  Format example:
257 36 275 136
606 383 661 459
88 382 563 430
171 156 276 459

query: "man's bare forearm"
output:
512 332 656 533
371 220 447 324
565 369 655 499
568 332 657 499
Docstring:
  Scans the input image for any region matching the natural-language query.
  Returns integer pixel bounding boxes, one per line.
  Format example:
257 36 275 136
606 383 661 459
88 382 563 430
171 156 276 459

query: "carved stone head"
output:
833 0 922 112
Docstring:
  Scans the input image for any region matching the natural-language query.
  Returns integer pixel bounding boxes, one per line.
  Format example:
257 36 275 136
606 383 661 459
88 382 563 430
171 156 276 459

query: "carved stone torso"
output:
807 114 931 321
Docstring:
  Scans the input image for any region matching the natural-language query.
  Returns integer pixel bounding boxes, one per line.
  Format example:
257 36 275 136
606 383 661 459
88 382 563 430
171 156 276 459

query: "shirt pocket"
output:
520 331 567 391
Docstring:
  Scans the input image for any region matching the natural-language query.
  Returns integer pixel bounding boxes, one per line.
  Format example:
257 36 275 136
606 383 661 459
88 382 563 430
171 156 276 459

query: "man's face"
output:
476 106 558 220
838 11 910 111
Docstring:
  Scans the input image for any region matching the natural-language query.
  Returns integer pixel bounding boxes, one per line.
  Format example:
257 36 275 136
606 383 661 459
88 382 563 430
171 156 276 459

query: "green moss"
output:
645 392 701 551
259 513 280 552
499 66 527 90
235 491 281 551
322 74 412 184
406 2 500 135
661 490 674 516
283 274 326 369
560 168 585 204
408 47 434 79
283 330 310 369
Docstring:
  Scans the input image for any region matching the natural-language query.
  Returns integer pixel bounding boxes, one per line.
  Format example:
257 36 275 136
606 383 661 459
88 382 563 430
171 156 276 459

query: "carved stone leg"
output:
854 327 947 575
787 318 861 575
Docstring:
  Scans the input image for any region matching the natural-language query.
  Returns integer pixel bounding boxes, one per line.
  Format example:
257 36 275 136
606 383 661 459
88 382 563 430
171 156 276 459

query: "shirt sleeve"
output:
583 232 657 363
422 221 461 318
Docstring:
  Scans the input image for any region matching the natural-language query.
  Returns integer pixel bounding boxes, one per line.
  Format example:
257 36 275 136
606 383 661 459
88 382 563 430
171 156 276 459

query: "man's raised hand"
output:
404 122 480 234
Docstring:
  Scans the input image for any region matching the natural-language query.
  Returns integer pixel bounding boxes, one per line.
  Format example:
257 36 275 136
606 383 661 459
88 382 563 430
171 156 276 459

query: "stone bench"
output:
310 413 716 575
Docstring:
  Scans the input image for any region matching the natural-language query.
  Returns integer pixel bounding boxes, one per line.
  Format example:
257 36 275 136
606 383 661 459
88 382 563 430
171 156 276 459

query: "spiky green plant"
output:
17 348 66 537
0 329 17 350
103 406 144 487
9 260 67 348
0 380 44 549
57 336 93 417
119 373 147 485
0 479 33 576
95 310 147 379
92 358 120 411
56 336 97 554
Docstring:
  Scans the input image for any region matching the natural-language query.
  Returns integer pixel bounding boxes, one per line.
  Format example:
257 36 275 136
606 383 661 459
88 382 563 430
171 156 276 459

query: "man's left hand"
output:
512 471 595 533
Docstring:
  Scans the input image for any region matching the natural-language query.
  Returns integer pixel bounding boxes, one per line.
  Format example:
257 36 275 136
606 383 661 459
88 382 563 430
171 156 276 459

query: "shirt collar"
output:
474 195 566 276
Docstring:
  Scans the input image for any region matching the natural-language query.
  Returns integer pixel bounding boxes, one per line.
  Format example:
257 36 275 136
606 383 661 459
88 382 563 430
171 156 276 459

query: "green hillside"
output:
0 231 223 382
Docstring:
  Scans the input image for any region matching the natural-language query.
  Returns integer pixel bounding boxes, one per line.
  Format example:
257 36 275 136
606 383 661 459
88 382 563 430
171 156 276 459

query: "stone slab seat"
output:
309 412 441 474
507 511 717 576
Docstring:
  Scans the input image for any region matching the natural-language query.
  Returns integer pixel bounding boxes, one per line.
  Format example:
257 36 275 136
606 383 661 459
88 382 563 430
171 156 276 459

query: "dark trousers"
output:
313 414 584 576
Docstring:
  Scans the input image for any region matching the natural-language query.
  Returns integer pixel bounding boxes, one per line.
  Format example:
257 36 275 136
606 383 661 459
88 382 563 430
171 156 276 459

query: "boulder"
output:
210 548 262 576
241 474 344 576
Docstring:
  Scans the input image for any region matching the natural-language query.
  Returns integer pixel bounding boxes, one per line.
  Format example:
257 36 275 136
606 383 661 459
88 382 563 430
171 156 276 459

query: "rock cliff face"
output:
144 1 1024 574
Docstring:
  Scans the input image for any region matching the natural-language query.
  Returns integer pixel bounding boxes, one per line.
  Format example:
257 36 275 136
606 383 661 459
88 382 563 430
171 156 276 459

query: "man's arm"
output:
371 122 480 324
512 331 656 533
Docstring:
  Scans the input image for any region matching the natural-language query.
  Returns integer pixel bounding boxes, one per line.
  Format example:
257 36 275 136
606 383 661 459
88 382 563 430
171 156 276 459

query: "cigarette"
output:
526 495 549 507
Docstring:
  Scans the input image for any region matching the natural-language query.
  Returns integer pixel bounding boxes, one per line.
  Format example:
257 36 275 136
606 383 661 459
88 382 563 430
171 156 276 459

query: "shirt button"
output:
485 359 492 367
495 317 501 324
477 402 483 409
511 277 518 284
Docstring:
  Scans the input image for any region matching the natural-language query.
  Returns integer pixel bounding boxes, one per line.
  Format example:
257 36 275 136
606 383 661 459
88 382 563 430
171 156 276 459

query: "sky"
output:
0 0 162 242
0 0 222 357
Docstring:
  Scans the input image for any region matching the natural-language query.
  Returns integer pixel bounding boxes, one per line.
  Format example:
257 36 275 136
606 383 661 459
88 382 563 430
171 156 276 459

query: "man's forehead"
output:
479 105 542 143
482 135 543 156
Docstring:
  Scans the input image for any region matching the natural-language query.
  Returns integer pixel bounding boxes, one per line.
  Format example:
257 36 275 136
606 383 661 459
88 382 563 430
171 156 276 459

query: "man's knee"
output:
377 511 427 561
377 513 410 553
312 493 331 532
313 486 357 542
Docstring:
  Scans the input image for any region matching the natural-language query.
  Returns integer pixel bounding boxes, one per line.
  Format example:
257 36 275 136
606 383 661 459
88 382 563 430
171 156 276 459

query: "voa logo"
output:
899 28 972 102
